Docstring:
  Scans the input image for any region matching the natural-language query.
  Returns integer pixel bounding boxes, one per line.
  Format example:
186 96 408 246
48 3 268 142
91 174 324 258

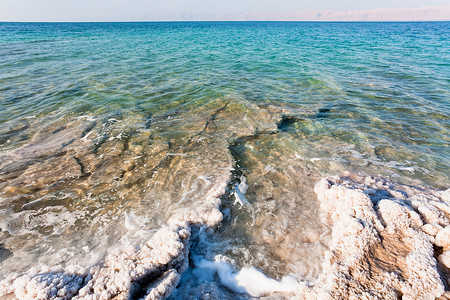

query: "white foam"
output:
107 118 121 123
233 176 249 206
123 211 146 231
80 130 95 142
75 115 96 122
399 166 415 172
192 255 300 297
166 153 188 156
232 176 256 225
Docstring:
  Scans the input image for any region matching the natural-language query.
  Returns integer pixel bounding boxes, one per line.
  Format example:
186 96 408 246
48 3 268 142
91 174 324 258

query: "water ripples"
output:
0 21 448 285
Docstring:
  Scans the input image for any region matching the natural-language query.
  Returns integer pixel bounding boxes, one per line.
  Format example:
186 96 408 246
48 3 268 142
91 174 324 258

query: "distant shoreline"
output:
2 6 449 23
1 20 450 23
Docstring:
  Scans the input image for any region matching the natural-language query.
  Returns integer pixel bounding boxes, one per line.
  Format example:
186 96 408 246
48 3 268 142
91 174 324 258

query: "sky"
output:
1 0 450 21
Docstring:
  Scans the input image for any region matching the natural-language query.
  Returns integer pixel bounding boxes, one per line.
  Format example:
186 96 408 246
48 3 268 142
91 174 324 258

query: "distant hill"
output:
149 6 450 22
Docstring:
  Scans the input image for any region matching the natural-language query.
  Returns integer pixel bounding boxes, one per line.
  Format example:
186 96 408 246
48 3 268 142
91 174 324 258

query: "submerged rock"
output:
0 101 448 299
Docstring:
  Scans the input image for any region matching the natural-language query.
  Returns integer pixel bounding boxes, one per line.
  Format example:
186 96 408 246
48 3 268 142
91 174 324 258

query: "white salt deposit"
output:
0 173 230 300
310 173 449 299
1 172 449 299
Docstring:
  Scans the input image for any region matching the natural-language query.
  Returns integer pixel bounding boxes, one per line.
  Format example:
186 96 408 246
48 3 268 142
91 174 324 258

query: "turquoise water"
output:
0 22 449 298
1 22 448 184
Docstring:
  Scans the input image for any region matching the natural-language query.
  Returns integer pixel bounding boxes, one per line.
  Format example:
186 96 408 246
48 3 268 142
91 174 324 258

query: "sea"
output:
0 22 449 299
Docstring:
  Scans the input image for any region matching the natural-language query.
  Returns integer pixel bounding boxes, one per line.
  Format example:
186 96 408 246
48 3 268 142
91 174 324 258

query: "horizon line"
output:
2 20 450 23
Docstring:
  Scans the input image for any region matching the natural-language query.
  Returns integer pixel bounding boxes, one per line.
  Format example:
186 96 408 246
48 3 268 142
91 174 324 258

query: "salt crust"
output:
311 173 449 300
0 178 229 300
171 173 449 299
1 172 449 299
0 99 280 299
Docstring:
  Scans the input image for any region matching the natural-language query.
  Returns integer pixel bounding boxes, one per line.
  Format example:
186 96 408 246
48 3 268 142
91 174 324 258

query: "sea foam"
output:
192 255 300 297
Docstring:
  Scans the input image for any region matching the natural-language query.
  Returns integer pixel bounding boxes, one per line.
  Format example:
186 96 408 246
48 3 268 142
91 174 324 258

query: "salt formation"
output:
171 172 449 299
0 183 226 300
1 99 449 299
0 99 282 299
2 167 449 299
312 172 449 299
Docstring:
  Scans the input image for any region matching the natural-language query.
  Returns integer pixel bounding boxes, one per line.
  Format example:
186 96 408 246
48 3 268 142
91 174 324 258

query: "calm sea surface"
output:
0 21 449 296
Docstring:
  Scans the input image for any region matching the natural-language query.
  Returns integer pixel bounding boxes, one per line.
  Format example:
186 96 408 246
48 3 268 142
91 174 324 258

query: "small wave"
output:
191 255 300 297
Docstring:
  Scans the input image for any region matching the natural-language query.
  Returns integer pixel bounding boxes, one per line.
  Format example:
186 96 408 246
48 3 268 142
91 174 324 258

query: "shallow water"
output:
0 22 449 298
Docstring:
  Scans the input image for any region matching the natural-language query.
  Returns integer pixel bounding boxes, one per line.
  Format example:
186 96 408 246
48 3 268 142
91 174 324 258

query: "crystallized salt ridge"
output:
0 101 279 300
2 171 449 300
0 225 191 300
0 173 230 300
161 172 449 299
312 173 449 299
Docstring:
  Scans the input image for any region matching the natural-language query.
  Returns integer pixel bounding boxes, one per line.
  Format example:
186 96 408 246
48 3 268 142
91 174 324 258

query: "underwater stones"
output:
223 132 328 281
1 103 263 298
96 140 125 158
77 153 97 174
277 115 301 132
298 229 321 244
130 144 143 155
1 97 446 300
88 159 121 185
0 118 99 201
9 122 29 133
147 141 170 156
120 160 135 172
0 244 12 264
24 121 95 157
121 170 134 183
4 155 83 192
120 166 147 187
1 186 22 196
